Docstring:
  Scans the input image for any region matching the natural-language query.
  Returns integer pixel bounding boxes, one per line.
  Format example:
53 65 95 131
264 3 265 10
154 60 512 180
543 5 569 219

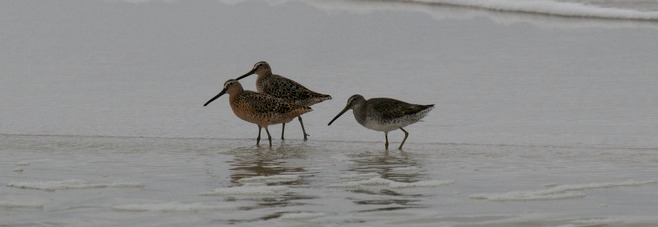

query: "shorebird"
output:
204 79 312 147
328 94 434 150
236 61 331 141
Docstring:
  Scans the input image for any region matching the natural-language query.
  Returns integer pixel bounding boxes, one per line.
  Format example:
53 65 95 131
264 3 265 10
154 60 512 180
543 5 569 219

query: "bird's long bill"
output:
328 106 351 126
235 68 256 81
203 89 227 106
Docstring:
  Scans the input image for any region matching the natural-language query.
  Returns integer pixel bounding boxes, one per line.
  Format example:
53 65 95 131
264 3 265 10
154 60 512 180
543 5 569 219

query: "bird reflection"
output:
222 145 316 221
343 150 428 212
227 145 308 184
348 150 421 183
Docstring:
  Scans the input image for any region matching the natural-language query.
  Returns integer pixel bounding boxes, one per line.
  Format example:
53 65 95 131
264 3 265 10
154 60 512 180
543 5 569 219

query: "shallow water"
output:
2 135 658 226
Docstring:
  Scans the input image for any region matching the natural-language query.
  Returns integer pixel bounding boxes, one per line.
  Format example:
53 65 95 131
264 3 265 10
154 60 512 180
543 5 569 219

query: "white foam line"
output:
327 177 394 188
410 0 658 21
327 177 454 189
389 166 422 175
0 201 44 209
556 218 622 227
199 185 289 196
15 161 31 166
339 172 381 180
471 179 657 201
391 180 455 189
111 202 233 212
279 212 327 220
237 175 300 184
7 179 144 191
470 191 587 201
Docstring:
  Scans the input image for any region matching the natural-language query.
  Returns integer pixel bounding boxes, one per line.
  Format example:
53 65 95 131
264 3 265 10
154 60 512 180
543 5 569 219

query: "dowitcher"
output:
328 94 434 150
236 61 331 141
204 79 312 147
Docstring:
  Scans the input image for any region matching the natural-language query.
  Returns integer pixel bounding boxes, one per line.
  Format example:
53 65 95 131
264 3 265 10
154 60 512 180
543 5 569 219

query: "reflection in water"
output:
221 144 316 223
344 150 428 212
348 150 421 182
227 144 308 183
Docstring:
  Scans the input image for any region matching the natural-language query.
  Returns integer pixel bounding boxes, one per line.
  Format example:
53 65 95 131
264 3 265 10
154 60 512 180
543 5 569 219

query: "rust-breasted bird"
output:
204 79 312 147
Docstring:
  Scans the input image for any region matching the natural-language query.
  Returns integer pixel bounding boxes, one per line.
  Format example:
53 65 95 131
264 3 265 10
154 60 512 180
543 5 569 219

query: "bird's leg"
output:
398 127 409 150
257 126 262 146
265 127 272 147
281 123 286 140
298 116 309 141
384 132 389 150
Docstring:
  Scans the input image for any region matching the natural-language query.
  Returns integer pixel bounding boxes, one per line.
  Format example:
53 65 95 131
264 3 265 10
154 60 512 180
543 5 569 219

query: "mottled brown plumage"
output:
236 61 331 140
257 73 331 106
204 79 312 147
328 94 434 150
370 98 433 124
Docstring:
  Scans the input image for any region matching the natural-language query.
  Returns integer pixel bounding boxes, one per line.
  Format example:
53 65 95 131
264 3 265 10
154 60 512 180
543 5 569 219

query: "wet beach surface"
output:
2 1 658 226
2 135 657 226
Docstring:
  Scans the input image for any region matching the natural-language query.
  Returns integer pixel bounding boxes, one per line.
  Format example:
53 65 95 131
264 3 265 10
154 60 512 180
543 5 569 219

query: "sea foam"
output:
279 212 327 220
0 201 44 210
327 177 454 189
237 175 301 184
409 0 658 20
7 179 145 191
338 172 381 181
199 185 289 196
471 179 657 201
112 202 233 212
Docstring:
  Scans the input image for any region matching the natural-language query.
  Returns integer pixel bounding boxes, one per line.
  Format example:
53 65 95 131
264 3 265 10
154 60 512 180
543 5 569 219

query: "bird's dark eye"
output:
224 80 237 88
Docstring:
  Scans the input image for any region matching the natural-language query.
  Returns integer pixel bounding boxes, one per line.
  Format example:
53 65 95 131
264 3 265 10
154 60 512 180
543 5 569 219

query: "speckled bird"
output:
236 61 331 141
328 94 434 150
204 79 312 147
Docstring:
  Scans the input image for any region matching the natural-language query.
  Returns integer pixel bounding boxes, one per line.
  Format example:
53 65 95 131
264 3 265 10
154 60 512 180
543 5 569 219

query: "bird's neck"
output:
352 103 367 125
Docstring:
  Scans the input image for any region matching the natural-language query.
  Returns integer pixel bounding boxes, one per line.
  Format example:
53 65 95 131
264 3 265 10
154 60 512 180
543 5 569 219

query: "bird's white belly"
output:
363 119 402 132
